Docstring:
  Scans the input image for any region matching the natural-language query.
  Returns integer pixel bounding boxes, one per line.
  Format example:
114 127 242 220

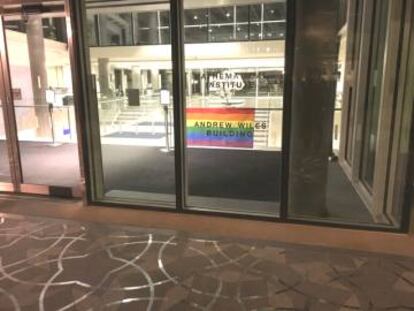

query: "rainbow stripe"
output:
187 108 255 148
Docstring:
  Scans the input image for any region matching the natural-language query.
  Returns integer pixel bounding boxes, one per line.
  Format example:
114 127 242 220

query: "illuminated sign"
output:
187 108 268 149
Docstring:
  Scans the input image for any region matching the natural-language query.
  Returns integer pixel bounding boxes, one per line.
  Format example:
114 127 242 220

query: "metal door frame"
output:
0 1 84 198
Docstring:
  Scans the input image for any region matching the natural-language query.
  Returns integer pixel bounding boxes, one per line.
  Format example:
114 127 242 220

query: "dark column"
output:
148 13 159 44
26 15 49 137
186 70 192 97
98 58 112 97
289 0 339 217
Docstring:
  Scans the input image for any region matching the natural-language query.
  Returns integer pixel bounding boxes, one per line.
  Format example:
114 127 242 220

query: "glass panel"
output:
184 0 286 216
134 12 159 45
345 0 364 164
99 13 133 46
160 11 171 44
209 6 235 42
0 104 11 182
87 2 288 47
360 0 389 190
42 18 68 43
87 14 98 46
388 35 414 224
263 3 286 40
184 9 208 43
4 15 80 188
288 0 407 228
235 6 249 41
288 0 359 222
86 0 176 205
249 4 262 40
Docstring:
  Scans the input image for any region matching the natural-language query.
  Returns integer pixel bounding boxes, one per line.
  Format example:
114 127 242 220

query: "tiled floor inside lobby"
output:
0 213 413 310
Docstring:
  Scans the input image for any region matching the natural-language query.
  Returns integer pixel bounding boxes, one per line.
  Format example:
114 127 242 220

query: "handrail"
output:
2 105 343 112
98 97 127 103
11 105 73 108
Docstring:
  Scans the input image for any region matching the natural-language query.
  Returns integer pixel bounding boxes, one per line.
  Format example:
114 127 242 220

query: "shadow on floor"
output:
0 142 372 223
0 141 80 187
101 145 372 223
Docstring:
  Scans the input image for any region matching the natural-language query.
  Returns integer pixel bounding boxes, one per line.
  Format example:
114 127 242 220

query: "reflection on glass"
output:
4 16 80 187
209 6 234 42
288 0 407 228
134 12 159 45
184 9 208 43
288 0 359 222
235 6 249 41
87 1 176 205
42 18 67 43
0 104 11 182
100 13 133 46
87 2 286 47
263 3 286 40
249 4 262 40
87 15 98 46
160 11 171 44
360 0 389 189
184 0 286 216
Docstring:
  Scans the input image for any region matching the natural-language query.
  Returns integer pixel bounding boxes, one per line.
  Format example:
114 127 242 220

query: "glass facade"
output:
1 14 80 189
100 13 133 46
360 0 389 190
288 0 411 227
86 2 287 46
184 9 208 43
86 0 176 205
0 100 10 183
0 0 413 231
183 0 285 216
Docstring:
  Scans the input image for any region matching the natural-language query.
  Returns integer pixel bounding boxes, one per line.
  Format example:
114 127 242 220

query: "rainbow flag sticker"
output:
187 108 255 148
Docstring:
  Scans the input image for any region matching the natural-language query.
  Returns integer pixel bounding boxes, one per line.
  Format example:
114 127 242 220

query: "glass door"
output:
0 3 82 197
182 0 287 216
0 99 11 185
84 0 176 206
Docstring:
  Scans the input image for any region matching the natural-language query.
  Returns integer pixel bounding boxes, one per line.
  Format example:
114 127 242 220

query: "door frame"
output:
0 2 84 198
0 14 22 193
338 0 412 225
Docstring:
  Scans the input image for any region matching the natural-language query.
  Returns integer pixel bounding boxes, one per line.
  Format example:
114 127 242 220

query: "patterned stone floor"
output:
0 213 413 310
